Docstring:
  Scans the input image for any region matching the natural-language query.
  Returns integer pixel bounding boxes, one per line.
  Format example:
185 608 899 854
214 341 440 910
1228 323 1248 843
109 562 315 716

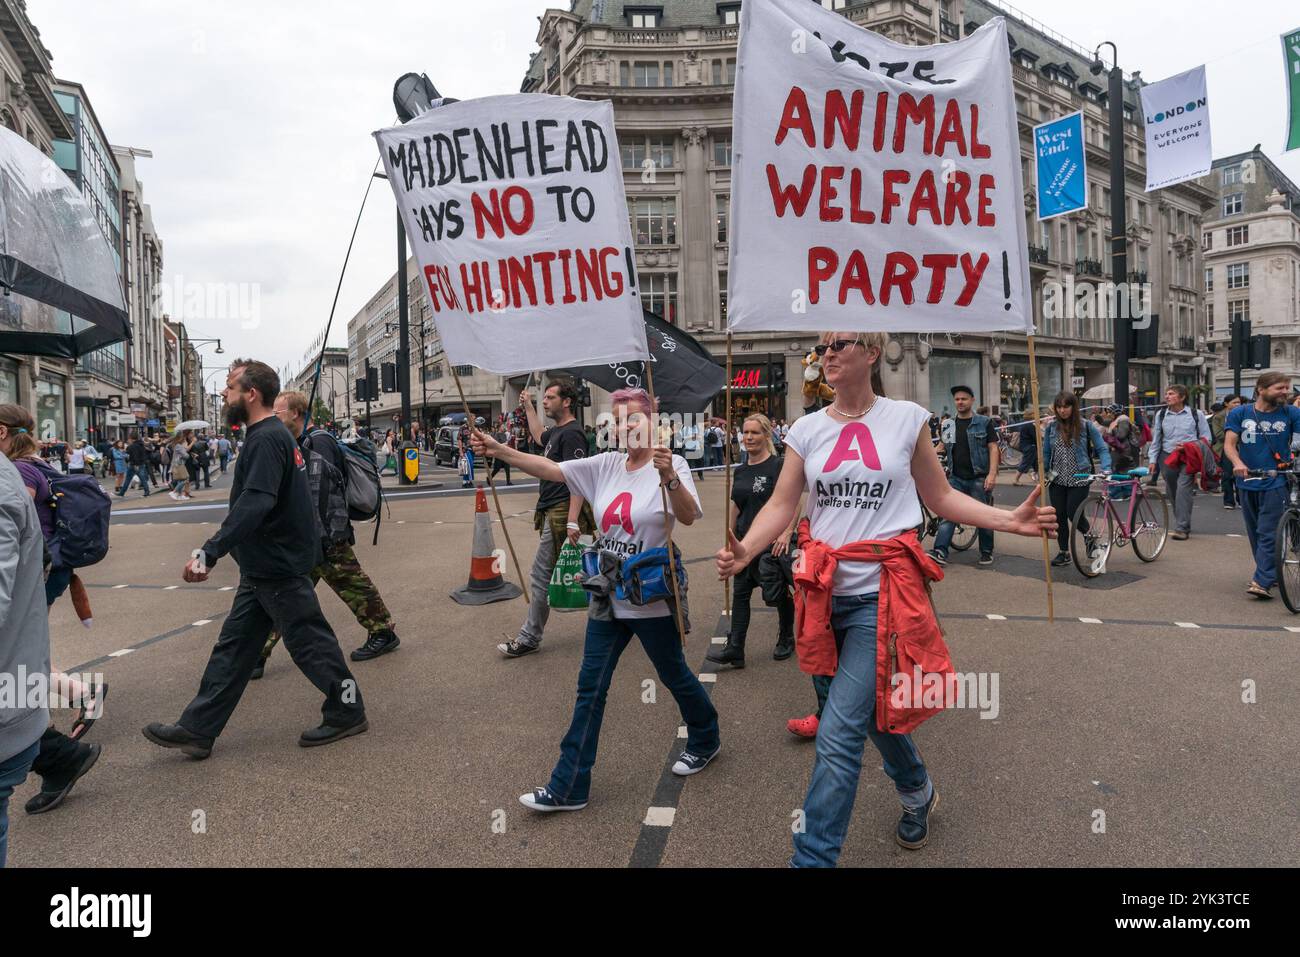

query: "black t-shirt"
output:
228 416 319 578
536 420 587 512
951 416 996 480
731 455 783 540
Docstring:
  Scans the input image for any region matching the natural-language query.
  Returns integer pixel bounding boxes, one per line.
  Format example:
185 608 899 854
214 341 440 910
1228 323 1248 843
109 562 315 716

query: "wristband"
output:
565 522 580 531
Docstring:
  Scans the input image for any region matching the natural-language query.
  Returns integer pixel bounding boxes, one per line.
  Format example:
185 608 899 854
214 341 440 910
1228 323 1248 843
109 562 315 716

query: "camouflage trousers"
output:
261 540 394 660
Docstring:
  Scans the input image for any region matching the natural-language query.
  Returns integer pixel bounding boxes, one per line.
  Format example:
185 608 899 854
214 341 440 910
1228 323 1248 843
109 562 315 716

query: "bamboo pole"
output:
723 333 733 619
1026 334 1055 623
645 362 689 646
454 367 529 605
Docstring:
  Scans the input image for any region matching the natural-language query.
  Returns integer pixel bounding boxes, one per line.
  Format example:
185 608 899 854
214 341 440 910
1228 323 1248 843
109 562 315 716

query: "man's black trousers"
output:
180 575 365 739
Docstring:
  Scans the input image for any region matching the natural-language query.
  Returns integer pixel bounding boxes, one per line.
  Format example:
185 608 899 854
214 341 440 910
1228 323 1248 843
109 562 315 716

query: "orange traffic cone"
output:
450 486 523 605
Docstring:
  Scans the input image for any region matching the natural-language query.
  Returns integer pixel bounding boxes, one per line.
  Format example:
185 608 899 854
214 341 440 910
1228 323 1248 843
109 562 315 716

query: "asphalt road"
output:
7 468 1296 867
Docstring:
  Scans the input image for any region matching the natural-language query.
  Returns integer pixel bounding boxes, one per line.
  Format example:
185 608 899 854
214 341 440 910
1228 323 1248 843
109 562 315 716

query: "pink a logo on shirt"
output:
822 423 882 472
601 492 635 534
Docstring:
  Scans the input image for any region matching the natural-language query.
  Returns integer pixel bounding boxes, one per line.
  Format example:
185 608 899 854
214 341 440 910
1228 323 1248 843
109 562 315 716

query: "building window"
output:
452 365 474 377
0 356 18 406
629 196 678 245
1204 267 1213 292
928 353 982 418
719 270 728 325
663 61 673 87
1226 263 1249 289
821 0 848 9
1223 193 1243 216
1202 230 1212 251
716 193 729 242
720 4 741 25
1222 165 1243 186
628 10 660 28
712 59 723 85
1228 299 1249 327
726 58 737 83
1206 302 1214 332
630 61 660 87
643 273 678 324
1226 225 1249 246
713 134 732 167
620 135 675 170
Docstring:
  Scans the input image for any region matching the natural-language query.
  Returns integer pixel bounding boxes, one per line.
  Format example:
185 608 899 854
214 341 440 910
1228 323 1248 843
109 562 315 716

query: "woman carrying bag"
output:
1043 392 1112 567
472 387 719 812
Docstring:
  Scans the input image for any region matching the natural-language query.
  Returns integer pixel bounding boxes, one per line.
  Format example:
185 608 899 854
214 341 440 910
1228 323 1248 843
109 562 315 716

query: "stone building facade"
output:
1198 149 1300 397
521 0 1216 420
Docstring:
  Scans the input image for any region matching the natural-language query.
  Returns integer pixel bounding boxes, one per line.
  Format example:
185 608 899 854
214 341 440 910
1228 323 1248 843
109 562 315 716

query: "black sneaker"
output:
672 744 721 776
705 640 745 668
927 549 948 567
250 657 267 681
497 638 539 659
773 635 795 661
1050 552 1071 567
142 722 214 759
978 553 994 566
299 718 369 748
351 629 399 661
896 787 940 849
24 743 101 815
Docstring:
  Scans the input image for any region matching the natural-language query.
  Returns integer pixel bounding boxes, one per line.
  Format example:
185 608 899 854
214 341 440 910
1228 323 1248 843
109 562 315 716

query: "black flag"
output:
560 311 726 414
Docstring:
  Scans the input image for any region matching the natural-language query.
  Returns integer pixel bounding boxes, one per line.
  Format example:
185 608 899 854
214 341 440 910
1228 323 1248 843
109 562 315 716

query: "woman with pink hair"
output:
473 388 719 812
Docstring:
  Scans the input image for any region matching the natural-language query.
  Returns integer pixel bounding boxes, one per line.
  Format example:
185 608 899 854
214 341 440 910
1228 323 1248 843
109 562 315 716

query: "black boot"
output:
705 638 745 669
773 635 795 661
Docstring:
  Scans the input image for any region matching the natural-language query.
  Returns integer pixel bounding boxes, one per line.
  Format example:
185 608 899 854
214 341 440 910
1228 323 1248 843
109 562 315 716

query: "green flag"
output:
1286 28 1300 152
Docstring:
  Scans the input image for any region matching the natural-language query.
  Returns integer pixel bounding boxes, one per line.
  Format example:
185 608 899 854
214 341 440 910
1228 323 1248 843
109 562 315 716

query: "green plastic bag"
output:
548 541 589 611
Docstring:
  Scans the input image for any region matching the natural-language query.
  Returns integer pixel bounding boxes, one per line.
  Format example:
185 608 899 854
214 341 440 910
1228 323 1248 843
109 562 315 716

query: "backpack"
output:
304 430 351 547
1196 438 1222 491
338 434 385 544
31 459 112 568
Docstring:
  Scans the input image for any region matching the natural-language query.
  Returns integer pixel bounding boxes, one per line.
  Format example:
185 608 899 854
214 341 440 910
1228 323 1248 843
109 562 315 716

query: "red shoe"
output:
786 714 819 738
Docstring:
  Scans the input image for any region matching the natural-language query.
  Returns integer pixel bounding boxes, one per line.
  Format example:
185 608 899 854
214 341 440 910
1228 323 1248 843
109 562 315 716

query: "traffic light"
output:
355 378 367 402
771 361 788 394
1249 334 1271 370
381 362 397 393
1229 318 1253 370
578 384 592 408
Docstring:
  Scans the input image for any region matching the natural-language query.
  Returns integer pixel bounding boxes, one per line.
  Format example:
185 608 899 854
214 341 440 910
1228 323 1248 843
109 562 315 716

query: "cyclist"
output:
1223 372 1300 600
1043 392 1111 568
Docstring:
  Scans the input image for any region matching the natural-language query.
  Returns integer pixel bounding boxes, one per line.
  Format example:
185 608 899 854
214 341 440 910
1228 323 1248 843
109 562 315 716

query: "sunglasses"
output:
813 339 862 357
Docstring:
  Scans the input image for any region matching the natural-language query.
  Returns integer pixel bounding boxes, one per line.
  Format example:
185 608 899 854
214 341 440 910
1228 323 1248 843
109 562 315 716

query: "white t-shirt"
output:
783 397 930 596
68 447 86 469
559 452 702 619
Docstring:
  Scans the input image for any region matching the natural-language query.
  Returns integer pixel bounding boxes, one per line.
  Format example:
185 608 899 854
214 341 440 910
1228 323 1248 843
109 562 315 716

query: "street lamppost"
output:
179 330 224 420
1091 43 1129 413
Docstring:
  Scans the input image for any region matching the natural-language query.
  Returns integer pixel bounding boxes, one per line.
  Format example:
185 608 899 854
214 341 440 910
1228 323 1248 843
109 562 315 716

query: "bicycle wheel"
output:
1130 489 1169 562
915 504 932 543
1071 495 1114 578
1275 509 1300 614
951 522 978 551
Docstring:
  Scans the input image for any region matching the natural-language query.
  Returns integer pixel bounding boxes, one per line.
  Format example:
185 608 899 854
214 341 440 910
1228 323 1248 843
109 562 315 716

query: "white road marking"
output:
220 586 234 591
164 585 179 591
699 673 717 683
677 726 687 739
1226 534 1243 538
643 807 676 827
711 636 727 645
113 584 129 590
193 619 213 626
1175 622 1200 629
108 649 133 657
986 614 1007 621
1284 626 1300 633
1079 617 1103 624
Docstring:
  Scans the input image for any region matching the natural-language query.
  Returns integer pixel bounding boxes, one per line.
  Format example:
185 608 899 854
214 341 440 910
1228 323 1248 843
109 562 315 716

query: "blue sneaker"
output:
927 549 948 567
896 787 939 849
519 787 587 813
671 744 721 776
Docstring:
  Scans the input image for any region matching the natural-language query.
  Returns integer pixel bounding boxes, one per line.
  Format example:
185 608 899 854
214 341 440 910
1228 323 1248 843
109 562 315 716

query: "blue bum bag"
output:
580 546 686 606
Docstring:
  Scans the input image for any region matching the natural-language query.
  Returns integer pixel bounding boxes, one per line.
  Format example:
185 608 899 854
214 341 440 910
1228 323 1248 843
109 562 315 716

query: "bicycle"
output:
1244 466 1300 613
1068 467 1169 578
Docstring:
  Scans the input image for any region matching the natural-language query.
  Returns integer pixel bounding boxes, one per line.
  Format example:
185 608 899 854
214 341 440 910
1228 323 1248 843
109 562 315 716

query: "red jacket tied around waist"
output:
793 521 955 735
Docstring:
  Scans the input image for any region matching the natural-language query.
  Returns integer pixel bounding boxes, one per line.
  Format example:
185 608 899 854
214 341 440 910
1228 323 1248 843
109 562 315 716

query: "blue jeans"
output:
1240 486 1287 589
548 614 719 803
0 741 39 868
932 475 994 557
117 465 150 495
1221 455 1236 507
792 594 932 868
45 565 73 606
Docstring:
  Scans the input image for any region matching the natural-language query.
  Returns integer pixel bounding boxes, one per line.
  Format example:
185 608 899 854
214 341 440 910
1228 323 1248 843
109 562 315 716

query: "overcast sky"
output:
26 0 1300 381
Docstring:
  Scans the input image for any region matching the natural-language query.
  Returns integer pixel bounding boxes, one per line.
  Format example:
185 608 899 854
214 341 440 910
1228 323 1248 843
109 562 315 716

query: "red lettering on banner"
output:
824 89 864 150
934 98 968 156
824 423 882 472
819 166 845 222
602 492 635 534
977 174 997 227
767 164 818 217
839 250 875 305
880 169 910 224
956 253 989 306
880 252 918 306
970 104 992 159
775 87 816 147
921 254 957 304
808 247 838 305
893 93 935 154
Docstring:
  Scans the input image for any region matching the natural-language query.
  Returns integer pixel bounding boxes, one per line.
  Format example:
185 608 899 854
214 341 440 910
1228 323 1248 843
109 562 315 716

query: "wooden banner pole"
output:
455 367 529 605
1026 334 1055 623
645 362 688 645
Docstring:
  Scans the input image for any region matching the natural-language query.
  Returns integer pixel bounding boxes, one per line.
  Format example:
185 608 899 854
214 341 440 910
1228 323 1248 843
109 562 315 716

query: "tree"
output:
311 397 333 429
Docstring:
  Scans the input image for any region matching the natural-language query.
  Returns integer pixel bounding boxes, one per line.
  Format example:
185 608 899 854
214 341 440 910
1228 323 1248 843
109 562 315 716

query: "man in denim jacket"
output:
930 385 1000 566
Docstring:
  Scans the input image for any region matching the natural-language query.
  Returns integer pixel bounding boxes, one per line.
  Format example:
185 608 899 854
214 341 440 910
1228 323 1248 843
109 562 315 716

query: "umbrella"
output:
1081 382 1139 402
560 310 726 414
0 125 130 358
175 420 212 432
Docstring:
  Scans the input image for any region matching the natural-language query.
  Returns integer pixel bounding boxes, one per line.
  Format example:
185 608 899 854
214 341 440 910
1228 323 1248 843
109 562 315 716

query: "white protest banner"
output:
1140 66 1212 191
727 0 1032 335
373 94 648 375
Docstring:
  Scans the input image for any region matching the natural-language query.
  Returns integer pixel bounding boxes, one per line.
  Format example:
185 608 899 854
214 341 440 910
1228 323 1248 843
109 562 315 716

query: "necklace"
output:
830 395 879 419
